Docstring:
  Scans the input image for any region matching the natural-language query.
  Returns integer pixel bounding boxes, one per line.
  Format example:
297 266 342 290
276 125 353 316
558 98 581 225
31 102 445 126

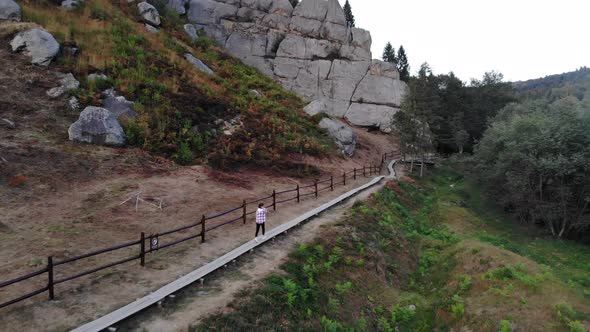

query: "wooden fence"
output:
0 151 398 310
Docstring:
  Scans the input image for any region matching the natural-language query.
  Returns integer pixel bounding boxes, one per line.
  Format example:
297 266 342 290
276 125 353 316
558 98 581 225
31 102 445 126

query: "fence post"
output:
296 184 300 203
363 165 366 177
343 172 346 186
140 232 145 267
272 190 276 211
314 180 318 198
353 167 357 180
330 176 334 191
201 215 206 243
242 200 247 224
47 256 54 300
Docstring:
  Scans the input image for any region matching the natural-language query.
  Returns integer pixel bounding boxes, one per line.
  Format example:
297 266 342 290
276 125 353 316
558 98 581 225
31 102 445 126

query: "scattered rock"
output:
87 73 108 81
184 53 214 75
248 89 262 99
47 73 80 99
68 106 126 146
10 28 60 66
0 0 21 21
1 118 16 129
68 96 81 112
60 0 84 10
221 115 243 136
62 42 80 56
319 118 356 156
102 93 137 120
183 23 198 40
137 1 161 27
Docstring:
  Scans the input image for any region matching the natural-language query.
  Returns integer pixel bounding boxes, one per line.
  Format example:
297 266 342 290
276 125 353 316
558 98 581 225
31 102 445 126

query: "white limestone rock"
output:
345 103 399 132
137 2 161 26
68 107 126 146
10 29 60 66
352 75 406 107
47 73 80 99
0 0 21 21
319 118 356 156
185 53 215 75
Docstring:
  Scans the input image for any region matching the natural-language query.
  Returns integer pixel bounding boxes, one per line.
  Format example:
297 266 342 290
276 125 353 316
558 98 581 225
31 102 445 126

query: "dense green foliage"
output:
382 42 396 64
515 67 590 104
473 97 590 239
394 65 515 157
396 46 410 82
343 0 355 27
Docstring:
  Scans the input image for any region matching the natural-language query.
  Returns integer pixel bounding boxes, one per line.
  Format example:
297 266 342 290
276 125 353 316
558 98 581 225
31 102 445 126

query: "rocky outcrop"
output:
185 0 406 132
167 0 188 14
47 73 80 99
0 0 21 21
319 118 356 156
68 107 126 146
184 53 214 75
10 28 60 66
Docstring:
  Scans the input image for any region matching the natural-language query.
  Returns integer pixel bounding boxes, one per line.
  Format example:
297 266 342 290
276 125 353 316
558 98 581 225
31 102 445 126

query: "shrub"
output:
498 319 512 332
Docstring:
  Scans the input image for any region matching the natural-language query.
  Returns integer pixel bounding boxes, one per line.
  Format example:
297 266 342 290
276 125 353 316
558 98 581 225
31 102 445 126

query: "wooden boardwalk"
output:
72 160 397 332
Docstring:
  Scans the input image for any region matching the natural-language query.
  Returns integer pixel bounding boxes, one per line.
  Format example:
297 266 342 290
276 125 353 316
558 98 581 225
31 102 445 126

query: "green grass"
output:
191 165 590 331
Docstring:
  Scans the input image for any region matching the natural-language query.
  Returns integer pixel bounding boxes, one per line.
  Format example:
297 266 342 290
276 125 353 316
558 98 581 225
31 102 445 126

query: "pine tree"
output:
382 42 397 64
343 0 355 27
397 45 410 82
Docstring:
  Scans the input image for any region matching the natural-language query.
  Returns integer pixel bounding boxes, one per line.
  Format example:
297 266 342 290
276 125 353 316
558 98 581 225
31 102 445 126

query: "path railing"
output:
0 151 398 310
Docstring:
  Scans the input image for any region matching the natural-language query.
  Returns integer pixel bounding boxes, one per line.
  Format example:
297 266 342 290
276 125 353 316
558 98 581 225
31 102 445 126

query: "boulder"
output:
137 1 161 26
320 22 348 43
10 29 60 66
167 0 187 14
0 0 21 21
68 106 126 146
319 118 356 156
184 24 199 40
345 103 399 132
351 75 405 107
60 0 84 10
276 34 306 59
103 94 137 120
145 23 160 33
87 73 108 81
184 53 214 75
47 73 80 99
248 89 262 98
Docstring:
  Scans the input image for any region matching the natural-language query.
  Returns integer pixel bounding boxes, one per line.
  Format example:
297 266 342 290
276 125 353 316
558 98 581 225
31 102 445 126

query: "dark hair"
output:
258 203 264 208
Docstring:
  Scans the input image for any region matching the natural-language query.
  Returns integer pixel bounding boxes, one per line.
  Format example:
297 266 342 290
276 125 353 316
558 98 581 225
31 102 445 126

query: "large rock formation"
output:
319 118 356 156
186 0 406 132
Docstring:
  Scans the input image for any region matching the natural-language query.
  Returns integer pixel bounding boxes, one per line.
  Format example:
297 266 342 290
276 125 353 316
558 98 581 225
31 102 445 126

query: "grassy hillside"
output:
16 0 331 167
193 166 590 331
514 67 590 104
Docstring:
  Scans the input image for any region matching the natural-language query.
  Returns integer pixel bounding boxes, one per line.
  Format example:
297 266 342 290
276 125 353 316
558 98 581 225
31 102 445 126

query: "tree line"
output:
389 58 590 241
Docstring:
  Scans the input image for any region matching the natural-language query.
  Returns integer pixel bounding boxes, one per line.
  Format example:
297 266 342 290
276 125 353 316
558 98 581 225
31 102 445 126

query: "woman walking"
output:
255 202 268 243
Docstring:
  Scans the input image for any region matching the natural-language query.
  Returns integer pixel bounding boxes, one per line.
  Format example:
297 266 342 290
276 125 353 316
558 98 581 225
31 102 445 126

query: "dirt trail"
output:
117 172 394 332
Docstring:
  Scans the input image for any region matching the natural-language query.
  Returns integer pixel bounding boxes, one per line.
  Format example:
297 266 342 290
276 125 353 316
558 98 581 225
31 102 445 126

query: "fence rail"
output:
0 151 399 310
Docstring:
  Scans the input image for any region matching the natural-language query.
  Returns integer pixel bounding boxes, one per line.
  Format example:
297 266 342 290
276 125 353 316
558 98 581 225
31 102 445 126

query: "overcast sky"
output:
338 0 590 82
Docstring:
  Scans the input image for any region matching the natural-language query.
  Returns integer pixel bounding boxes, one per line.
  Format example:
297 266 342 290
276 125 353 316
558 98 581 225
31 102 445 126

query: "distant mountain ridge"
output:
513 66 590 102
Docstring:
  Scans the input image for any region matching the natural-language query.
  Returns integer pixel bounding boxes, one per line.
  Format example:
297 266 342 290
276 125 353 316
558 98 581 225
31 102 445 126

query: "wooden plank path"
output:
72 160 397 332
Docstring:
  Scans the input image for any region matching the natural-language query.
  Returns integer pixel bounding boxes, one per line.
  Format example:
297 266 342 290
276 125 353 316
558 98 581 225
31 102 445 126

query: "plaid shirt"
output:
256 207 268 224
